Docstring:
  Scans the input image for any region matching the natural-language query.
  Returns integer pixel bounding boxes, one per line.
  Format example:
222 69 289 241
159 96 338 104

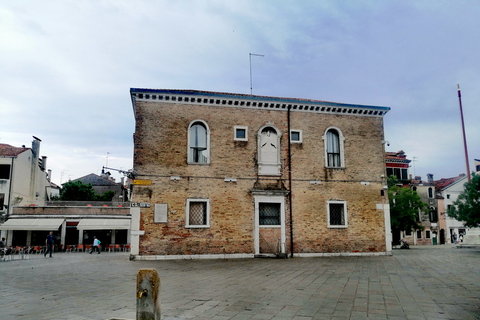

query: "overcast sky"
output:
1 1 479 185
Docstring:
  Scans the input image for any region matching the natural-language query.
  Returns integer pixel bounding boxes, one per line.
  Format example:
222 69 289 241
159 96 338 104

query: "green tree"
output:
447 174 480 228
388 176 426 234
60 181 117 201
97 190 115 201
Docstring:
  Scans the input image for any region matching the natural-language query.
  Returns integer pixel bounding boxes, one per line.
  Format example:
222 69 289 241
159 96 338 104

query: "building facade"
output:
435 171 480 245
130 89 392 259
0 138 51 221
0 138 132 249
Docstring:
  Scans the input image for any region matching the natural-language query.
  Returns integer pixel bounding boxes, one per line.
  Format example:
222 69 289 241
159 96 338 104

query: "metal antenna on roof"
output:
249 53 264 95
457 84 471 183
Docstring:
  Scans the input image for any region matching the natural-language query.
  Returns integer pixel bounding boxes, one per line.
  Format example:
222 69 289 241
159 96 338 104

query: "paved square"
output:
1 245 479 319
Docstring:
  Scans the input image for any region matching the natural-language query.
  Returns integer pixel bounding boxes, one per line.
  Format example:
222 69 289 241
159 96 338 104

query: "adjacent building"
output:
0 138 132 249
129 88 392 259
0 137 51 222
434 170 480 245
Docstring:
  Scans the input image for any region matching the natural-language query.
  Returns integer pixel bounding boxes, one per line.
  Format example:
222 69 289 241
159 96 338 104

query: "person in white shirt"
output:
91 236 101 254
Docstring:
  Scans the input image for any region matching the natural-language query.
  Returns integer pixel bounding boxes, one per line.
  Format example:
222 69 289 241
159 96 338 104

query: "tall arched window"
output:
188 120 210 164
258 125 281 175
323 127 345 168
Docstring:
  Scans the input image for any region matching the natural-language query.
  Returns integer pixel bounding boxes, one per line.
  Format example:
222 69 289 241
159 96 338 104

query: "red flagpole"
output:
457 84 471 183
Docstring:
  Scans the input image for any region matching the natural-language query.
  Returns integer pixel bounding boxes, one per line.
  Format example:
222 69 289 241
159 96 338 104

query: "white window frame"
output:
290 129 302 143
257 124 281 176
234 126 248 141
254 195 286 255
327 200 348 228
186 198 210 228
322 127 345 168
187 120 210 164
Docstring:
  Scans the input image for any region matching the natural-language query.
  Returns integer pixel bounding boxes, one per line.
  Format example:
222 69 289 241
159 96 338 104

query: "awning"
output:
76 219 131 230
0 218 65 231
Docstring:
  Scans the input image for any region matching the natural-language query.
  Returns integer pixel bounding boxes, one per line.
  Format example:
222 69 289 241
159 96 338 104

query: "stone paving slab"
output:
0 245 479 319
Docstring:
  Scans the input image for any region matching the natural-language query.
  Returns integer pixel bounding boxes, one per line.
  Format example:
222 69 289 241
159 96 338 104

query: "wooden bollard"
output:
136 269 161 320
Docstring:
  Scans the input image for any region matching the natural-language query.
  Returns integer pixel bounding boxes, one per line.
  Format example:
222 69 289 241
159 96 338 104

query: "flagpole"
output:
457 84 471 183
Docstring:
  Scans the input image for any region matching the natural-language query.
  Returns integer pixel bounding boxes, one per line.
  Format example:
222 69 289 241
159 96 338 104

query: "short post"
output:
136 269 161 320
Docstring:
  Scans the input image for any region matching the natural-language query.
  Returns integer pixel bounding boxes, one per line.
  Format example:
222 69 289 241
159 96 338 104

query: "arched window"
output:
257 125 281 175
323 127 345 168
188 120 210 164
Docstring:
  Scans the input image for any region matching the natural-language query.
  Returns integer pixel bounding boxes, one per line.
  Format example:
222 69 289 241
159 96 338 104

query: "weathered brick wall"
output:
133 99 387 255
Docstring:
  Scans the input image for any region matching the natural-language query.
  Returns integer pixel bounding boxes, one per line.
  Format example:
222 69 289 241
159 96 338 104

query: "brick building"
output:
129 89 392 259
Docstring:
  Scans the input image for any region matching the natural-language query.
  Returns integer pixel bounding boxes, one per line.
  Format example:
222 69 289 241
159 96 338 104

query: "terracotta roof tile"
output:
0 143 30 156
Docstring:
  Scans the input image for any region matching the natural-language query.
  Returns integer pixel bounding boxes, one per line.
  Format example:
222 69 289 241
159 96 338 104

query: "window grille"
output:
259 203 280 225
189 202 207 225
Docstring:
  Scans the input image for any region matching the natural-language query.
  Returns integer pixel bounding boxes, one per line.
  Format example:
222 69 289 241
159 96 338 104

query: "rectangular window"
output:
0 165 10 179
259 203 281 225
327 201 348 228
405 229 412 236
446 194 450 199
186 199 210 228
234 126 248 141
290 130 302 143
425 230 431 239
416 230 422 239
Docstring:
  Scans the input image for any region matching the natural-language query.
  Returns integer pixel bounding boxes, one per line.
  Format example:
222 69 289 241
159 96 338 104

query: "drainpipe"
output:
287 105 294 258
7 157 14 218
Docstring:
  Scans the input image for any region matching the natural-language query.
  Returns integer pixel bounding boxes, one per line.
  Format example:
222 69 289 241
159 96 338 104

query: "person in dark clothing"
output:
44 231 54 257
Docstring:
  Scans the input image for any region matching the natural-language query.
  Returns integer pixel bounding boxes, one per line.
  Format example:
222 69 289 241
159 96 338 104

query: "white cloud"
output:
1 0 480 185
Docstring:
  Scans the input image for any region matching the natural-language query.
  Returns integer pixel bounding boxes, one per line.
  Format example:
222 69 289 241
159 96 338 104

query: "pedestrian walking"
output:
90 236 101 254
44 231 54 257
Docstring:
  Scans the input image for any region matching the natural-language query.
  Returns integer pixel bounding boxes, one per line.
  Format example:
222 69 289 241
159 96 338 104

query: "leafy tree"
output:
97 191 115 201
447 174 480 228
60 181 97 201
59 181 116 201
388 176 426 234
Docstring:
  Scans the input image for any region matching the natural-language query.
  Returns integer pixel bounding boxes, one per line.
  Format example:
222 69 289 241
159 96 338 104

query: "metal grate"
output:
259 203 280 225
329 203 345 225
189 202 207 225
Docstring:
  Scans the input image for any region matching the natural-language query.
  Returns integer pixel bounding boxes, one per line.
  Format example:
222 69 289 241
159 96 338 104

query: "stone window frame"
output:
257 124 282 176
234 126 248 141
416 230 422 239
187 120 210 165
327 200 348 228
290 129 303 144
322 127 345 168
425 230 431 239
185 198 210 228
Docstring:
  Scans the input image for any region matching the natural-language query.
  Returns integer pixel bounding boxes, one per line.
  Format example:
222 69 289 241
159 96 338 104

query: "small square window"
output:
234 126 248 141
186 199 210 228
327 201 348 228
290 130 302 143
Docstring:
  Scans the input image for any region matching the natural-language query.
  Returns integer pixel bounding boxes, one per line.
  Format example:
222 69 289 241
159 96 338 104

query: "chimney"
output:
31 136 42 160
41 156 47 171
427 173 433 183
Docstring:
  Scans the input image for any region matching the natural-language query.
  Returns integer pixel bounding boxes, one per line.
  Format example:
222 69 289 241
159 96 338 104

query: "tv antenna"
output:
249 53 264 95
